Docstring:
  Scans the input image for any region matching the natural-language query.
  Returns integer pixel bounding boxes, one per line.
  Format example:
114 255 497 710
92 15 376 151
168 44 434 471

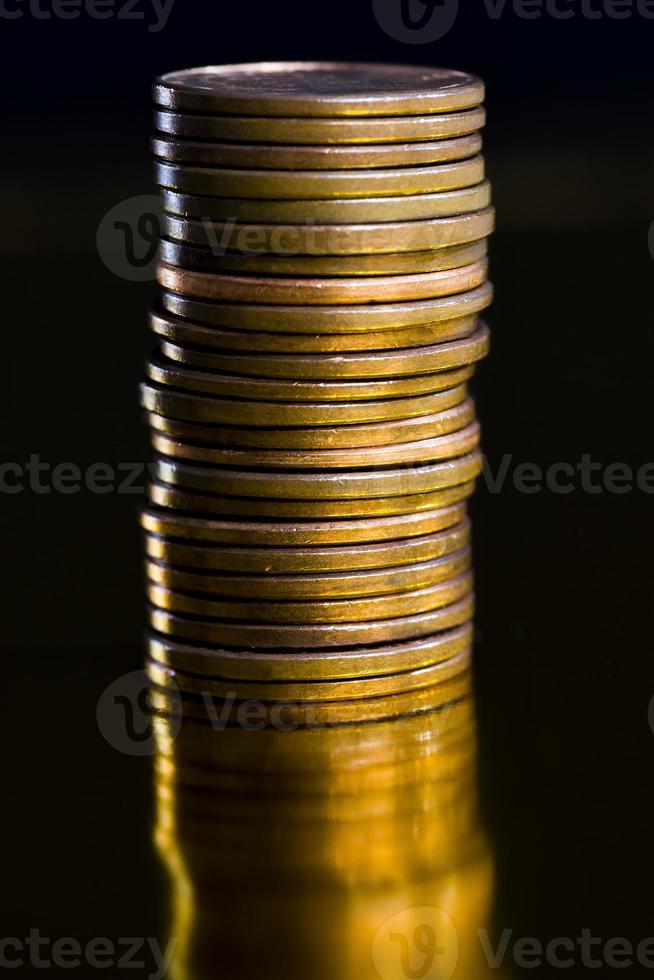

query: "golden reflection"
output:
151 662 505 980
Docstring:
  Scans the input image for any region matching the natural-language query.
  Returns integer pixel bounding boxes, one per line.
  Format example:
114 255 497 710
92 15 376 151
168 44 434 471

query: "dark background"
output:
3 0 654 975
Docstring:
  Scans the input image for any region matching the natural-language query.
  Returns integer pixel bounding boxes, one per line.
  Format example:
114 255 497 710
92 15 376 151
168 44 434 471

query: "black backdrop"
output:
4 1 654 975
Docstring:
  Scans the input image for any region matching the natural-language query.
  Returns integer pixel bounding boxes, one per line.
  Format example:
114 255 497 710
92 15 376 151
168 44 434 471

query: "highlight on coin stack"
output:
141 62 493 695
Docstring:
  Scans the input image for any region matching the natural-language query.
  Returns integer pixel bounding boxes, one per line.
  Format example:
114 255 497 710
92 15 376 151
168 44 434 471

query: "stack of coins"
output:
142 62 493 696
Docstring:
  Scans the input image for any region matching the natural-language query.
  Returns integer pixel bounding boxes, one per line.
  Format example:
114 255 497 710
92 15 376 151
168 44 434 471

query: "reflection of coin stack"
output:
142 63 493 687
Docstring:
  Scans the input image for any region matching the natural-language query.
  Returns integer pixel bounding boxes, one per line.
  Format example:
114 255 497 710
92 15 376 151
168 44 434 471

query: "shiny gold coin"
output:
154 106 486 145
140 381 473 427
162 208 495 254
154 157 484 199
148 591 473 648
157 260 488 305
154 64 484 117
158 238 487 277
151 133 483 170
147 623 472 681
161 282 492 333
146 549 470 599
161 182 491 223
144 520 470 573
151 422 480 470
147 479 475 520
149 305 482 353
153 452 482 500
158 323 489 379
146 400 473 450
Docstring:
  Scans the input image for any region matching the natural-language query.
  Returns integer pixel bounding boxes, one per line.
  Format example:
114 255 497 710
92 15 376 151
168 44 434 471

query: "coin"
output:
147 480 475 520
147 624 472 681
144 520 470 573
157 260 488 304
145 549 471 599
150 306 481 354
148 591 473 648
158 323 489 379
151 423 479 470
151 133 483 170
154 157 485 199
154 63 484 117
162 208 495 254
154 106 486 144
161 182 491 223
158 238 487 277
146 400 474 450
161 283 492 332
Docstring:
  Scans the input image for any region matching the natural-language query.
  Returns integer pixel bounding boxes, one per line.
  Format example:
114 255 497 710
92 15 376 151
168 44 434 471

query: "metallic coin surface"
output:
158 238 487 277
162 208 495 254
146 400 474 450
146 623 472 681
154 63 484 117
149 306 481 353
147 480 475 520
144 520 470 573
158 323 489 379
161 182 491 223
148 591 473 648
154 157 485 199
161 283 492 332
154 106 486 144
151 133 483 170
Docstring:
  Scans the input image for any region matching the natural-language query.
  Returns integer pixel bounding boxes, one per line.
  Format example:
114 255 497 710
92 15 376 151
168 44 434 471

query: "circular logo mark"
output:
96 669 181 756
372 0 459 43
96 194 162 282
373 906 458 980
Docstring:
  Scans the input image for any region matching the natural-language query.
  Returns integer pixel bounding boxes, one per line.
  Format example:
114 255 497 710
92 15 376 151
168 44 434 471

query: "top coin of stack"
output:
144 62 492 690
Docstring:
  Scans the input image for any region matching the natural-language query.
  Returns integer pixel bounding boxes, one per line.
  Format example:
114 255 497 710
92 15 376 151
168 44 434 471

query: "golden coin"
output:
144 520 470 573
147 623 472 681
151 133 483 170
158 238 487 277
161 182 491 223
140 381 473 427
147 480 475 519
160 282 492 332
154 106 486 144
157 259 488 304
154 64 484 117
146 400 473 450
154 157 484 199
148 591 473 648
149 305 482 353
158 323 489 379
151 422 480 469
161 208 495 254
145 549 470 599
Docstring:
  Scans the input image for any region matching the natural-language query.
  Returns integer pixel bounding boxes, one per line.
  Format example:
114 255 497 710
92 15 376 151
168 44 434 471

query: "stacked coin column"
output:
142 63 493 697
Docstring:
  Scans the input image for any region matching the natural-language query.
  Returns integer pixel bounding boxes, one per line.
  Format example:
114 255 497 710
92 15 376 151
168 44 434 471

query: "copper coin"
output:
154 63 484 117
146 624 472 681
147 480 475 520
151 133 483 170
145 549 471 599
158 238 487 277
154 106 486 145
161 182 491 223
161 208 495 254
154 157 484 199
144 520 470 573
148 592 474 648
157 323 489 379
